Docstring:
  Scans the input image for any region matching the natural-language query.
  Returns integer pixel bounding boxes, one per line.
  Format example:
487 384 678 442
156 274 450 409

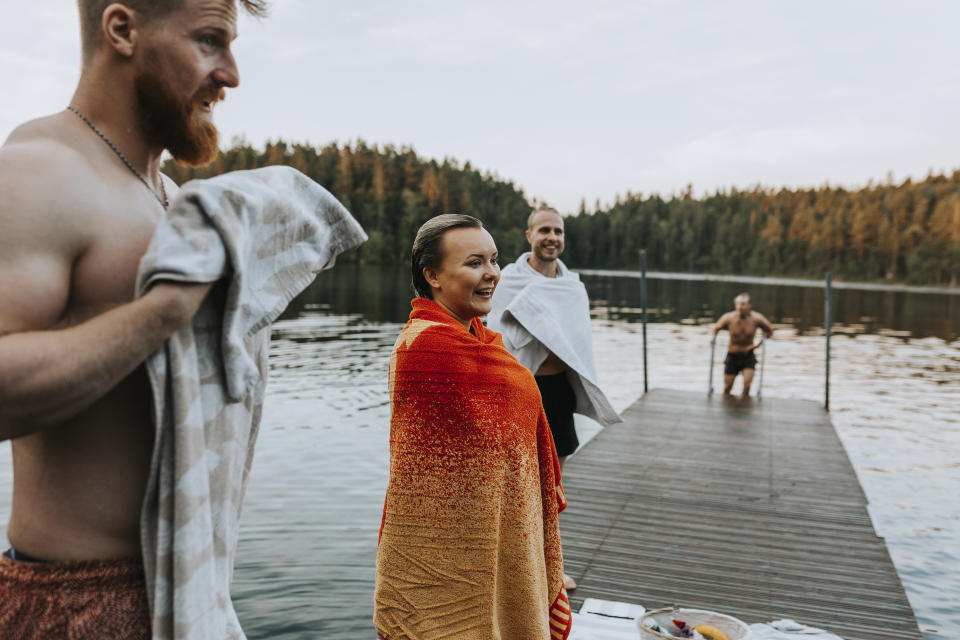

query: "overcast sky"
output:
3 1 959 213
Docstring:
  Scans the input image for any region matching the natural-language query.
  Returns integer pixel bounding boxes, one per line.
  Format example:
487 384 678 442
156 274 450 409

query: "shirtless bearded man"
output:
712 293 774 399
0 0 265 637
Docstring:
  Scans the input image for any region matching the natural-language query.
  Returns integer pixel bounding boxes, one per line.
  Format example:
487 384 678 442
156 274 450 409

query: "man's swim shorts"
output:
0 549 150 639
535 371 579 457
724 350 757 375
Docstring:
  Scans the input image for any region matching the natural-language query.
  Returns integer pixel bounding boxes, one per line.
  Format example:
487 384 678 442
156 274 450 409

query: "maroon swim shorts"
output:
0 550 150 639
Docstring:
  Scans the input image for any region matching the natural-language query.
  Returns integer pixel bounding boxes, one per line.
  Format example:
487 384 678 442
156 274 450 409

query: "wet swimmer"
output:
374 214 573 640
0 0 267 637
712 293 774 399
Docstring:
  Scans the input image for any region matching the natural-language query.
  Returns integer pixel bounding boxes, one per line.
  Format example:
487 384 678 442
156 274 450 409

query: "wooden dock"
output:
560 389 922 640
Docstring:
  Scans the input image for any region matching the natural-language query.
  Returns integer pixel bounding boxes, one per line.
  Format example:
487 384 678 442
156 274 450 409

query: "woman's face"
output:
425 227 501 328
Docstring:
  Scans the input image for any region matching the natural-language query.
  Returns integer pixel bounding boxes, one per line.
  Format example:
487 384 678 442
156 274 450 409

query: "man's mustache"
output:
195 87 227 106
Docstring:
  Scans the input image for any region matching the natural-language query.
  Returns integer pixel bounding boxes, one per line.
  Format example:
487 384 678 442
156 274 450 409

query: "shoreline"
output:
578 268 960 296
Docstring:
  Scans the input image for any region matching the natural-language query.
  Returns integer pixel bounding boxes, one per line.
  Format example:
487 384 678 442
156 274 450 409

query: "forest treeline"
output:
163 140 960 286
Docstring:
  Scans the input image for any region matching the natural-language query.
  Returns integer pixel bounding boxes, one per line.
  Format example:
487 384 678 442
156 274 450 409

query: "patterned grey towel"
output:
134 166 367 640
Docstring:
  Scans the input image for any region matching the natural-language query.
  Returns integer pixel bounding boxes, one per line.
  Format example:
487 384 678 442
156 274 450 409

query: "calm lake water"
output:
0 265 957 639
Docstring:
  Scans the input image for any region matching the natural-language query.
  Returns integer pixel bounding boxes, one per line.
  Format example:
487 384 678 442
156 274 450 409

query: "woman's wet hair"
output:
411 214 483 299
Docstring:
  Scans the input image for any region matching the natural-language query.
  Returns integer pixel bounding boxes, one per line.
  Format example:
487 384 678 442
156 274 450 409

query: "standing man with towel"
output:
0 1 274 638
488 207 621 591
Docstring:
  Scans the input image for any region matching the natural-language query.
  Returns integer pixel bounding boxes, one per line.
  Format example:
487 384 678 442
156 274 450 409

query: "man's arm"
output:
0 283 210 440
0 143 211 439
755 312 774 339
712 313 729 335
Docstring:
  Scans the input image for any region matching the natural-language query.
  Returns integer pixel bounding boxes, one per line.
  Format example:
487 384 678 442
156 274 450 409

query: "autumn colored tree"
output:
162 142 960 285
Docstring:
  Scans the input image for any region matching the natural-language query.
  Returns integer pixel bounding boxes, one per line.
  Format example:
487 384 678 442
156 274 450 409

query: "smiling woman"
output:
414 214 500 328
373 214 573 639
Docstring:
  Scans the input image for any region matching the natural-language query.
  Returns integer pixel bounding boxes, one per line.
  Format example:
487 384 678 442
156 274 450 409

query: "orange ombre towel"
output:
374 298 572 640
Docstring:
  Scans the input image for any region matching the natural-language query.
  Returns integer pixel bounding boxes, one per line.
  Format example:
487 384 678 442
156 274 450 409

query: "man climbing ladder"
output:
711 293 773 399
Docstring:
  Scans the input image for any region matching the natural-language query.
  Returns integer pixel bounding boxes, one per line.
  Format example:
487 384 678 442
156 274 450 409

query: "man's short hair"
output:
411 214 484 299
78 0 269 62
526 207 561 230
735 292 751 304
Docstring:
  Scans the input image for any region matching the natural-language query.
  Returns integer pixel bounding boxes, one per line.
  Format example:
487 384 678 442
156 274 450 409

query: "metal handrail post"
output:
708 334 716 397
825 272 832 410
641 249 648 394
757 339 766 400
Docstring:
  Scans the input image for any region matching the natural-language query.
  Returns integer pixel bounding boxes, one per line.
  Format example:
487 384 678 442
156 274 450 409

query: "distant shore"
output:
579 269 960 296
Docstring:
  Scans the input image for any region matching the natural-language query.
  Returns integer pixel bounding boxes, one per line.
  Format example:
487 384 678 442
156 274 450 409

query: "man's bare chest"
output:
728 317 758 341
68 215 158 321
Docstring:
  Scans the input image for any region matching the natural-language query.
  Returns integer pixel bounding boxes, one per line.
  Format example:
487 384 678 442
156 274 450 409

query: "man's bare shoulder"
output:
0 115 109 333
1 115 110 241
3 115 104 197
751 310 773 328
4 113 80 157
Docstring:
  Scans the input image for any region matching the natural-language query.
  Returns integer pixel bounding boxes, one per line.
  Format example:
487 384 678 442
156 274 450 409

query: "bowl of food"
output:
638 607 750 640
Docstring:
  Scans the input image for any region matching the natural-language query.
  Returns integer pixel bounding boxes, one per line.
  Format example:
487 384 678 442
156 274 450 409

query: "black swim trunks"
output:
724 350 757 375
535 372 579 457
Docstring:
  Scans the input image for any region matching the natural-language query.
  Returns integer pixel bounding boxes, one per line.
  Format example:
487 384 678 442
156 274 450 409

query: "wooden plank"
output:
560 389 921 640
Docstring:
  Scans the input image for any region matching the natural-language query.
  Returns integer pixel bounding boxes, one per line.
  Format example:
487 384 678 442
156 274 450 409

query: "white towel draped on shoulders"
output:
135 166 367 640
488 252 621 427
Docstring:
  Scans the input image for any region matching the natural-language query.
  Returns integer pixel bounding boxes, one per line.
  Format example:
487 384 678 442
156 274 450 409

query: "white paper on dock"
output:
571 598 647 639
579 597 646 620
570 612 639 640
749 619 846 639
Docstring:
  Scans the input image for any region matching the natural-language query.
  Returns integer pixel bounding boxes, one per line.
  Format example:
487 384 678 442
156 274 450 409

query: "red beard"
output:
134 61 223 167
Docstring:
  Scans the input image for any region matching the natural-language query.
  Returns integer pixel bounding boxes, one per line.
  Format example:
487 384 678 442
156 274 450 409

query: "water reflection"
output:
292 264 960 340
281 265 413 324
232 314 398 639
